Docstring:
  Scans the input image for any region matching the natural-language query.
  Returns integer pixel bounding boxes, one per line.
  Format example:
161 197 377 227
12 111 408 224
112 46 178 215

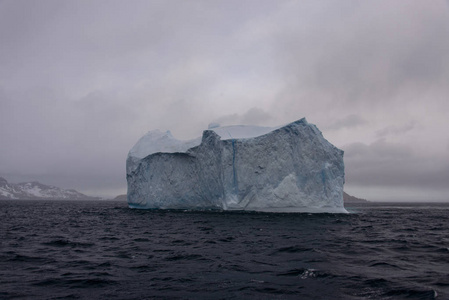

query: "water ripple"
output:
1 200 448 299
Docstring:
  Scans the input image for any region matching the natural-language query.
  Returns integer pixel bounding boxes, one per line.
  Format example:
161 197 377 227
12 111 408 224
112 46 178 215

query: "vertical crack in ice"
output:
231 139 238 194
321 165 328 197
226 129 239 196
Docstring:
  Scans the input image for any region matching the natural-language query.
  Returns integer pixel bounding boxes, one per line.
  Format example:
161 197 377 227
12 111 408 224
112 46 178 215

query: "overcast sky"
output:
1 0 448 201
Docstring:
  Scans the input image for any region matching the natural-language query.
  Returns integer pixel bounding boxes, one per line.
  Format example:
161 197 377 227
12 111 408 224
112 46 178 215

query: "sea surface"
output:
1 200 448 299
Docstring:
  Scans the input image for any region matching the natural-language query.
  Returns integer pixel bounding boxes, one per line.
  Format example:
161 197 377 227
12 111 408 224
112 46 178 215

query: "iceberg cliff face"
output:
126 118 347 213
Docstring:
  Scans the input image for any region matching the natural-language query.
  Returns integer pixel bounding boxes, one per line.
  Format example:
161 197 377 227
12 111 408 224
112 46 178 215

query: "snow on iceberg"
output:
126 118 347 213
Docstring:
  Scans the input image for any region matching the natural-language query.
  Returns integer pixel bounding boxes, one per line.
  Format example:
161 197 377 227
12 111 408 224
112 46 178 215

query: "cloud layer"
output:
1 0 448 200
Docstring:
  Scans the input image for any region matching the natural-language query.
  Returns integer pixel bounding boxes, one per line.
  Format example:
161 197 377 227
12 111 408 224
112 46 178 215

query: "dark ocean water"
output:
1 200 448 299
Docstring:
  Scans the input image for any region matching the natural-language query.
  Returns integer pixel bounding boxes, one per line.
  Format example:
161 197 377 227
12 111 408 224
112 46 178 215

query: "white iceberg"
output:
126 118 347 213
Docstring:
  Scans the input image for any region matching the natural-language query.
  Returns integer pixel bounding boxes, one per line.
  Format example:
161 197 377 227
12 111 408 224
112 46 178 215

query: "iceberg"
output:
126 118 347 213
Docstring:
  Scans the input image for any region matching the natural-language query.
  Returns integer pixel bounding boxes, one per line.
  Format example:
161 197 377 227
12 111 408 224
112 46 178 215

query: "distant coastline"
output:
1 175 368 204
343 192 369 203
0 177 100 201
113 194 127 201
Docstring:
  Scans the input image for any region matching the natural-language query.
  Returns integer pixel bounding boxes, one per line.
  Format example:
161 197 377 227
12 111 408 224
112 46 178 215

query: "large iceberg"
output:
126 118 347 213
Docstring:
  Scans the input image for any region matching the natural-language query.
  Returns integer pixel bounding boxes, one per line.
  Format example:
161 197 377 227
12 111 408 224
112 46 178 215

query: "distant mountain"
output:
343 192 368 203
114 194 127 201
0 177 100 200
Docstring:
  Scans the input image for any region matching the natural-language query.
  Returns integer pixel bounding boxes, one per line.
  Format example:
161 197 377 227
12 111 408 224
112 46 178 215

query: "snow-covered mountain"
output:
0 177 99 200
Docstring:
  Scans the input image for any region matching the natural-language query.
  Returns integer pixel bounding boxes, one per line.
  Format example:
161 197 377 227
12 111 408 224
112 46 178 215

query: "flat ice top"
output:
129 124 282 159
128 130 201 159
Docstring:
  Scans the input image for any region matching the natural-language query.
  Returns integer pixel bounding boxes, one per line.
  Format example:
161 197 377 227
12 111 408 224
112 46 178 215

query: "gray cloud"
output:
284 2 449 100
343 139 449 200
1 0 448 200
212 108 273 127
376 120 418 138
324 114 368 131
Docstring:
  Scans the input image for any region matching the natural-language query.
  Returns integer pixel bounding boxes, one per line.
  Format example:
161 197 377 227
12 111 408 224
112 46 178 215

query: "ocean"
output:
1 200 448 299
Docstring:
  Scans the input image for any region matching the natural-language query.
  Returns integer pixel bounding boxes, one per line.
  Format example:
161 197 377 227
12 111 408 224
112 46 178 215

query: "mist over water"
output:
1 200 448 299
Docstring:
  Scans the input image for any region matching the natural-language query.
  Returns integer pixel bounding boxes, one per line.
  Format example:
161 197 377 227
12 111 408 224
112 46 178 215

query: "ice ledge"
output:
236 207 349 213
127 204 349 214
